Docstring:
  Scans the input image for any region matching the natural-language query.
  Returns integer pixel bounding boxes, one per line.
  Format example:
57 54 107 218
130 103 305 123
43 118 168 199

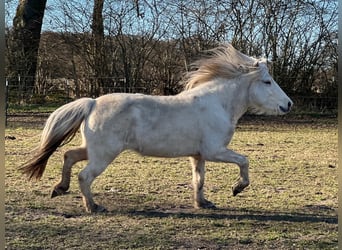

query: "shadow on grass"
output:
6 202 337 249
124 207 337 224
40 192 337 225
33 205 337 225
7 188 337 226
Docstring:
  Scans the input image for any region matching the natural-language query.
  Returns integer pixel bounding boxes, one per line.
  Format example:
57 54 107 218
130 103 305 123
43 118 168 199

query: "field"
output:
5 115 338 249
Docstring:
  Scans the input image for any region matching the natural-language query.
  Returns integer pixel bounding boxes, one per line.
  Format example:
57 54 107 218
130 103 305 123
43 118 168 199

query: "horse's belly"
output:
131 132 200 158
137 145 197 158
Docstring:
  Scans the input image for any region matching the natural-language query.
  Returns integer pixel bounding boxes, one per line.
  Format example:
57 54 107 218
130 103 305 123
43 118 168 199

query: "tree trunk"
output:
92 0 106 96
12 0 47 103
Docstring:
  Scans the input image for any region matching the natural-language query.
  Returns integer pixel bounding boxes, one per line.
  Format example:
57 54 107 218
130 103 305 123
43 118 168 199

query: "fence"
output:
5 77 338 126
290 95 338 113
5 76 154 103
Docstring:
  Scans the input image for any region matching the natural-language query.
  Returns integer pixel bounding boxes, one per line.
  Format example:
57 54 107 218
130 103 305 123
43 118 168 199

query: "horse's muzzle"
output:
279 101 293 113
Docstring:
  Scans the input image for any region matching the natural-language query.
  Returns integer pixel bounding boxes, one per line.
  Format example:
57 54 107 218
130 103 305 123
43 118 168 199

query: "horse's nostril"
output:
288 101 292 108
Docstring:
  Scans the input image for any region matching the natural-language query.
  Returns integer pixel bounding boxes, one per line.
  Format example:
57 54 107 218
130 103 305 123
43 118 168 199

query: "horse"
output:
20 44 293 213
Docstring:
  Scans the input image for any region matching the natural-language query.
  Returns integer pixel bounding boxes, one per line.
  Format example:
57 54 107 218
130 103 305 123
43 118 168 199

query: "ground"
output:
5 114 338 249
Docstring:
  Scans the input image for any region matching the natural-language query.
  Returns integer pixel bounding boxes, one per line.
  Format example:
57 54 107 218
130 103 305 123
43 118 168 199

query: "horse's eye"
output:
263 81 271 85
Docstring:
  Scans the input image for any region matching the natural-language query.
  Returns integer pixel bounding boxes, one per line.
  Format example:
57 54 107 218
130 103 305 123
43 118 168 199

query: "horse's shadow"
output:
49 192 337 224
51 204 337 225
122 206 337 224
106 191 337 224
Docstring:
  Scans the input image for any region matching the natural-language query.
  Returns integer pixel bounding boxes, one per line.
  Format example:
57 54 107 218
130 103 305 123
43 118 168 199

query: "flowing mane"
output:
182 44 260 90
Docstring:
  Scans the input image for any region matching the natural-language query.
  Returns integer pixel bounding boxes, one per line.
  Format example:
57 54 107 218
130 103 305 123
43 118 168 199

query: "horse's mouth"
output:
279 105 290 113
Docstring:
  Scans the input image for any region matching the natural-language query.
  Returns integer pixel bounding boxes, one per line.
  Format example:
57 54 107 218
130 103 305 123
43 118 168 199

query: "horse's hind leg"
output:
51 147 87 198
190 156 216 209
78 161 110 213
78 149 120 213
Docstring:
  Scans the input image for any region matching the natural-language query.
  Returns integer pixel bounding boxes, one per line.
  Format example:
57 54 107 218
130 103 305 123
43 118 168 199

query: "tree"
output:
10 0 47 103
92 0 108 96
6 0 337 105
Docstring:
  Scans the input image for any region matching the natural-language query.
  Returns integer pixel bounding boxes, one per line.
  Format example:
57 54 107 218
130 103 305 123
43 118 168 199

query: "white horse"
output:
20 44 293 213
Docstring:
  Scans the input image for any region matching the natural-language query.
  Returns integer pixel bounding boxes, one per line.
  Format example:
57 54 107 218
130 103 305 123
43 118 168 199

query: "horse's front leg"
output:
205 148 250 196
189 156 216 209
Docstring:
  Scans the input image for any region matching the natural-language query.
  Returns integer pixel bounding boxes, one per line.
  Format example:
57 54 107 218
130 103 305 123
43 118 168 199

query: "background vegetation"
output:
5 0 338 112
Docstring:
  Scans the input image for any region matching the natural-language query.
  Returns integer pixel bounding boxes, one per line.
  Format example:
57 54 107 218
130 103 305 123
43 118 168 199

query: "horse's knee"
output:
240 156 249 168
78 167 98 188
78 170 88 184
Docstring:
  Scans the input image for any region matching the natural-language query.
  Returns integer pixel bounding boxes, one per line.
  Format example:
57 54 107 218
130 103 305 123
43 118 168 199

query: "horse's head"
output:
248 60 293 115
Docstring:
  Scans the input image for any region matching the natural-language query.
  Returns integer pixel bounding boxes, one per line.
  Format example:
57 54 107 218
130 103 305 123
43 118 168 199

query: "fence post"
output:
66 79 69 103
5 78 8 127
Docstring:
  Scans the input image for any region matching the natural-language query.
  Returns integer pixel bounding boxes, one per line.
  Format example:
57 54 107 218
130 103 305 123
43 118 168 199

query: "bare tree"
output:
105 0 170 92
6 0 336 105
258 0 337 95
91 0 109 96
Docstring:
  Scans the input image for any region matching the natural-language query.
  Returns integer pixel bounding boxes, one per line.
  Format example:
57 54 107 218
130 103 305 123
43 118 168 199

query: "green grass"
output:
7 103 61 114
5 118 338 249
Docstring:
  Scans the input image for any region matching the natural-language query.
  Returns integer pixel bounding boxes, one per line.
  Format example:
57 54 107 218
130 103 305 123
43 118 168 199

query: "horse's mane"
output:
182 44 260 90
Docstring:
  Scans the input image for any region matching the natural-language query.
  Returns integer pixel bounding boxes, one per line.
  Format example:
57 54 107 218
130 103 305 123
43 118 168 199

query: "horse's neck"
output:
181 79 250 125
211 79 250 126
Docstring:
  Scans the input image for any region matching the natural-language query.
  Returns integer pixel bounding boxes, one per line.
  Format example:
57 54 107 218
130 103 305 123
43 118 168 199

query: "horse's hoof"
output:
232 181 249 196
96 206 108 213
51 190 59 198
51 189 69 198
196 200 217 209
203 202 217 209
232 188 239 196
232 184 243 196
89 204 108 213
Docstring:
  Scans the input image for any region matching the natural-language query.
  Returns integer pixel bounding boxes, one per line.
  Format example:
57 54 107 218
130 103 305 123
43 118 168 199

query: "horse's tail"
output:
19 98 95 180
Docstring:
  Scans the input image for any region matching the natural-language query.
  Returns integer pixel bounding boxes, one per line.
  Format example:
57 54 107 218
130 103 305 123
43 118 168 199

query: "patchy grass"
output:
5 117 337 249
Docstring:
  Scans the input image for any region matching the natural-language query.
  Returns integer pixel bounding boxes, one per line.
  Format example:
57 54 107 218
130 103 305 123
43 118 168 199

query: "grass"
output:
5 116 338 249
